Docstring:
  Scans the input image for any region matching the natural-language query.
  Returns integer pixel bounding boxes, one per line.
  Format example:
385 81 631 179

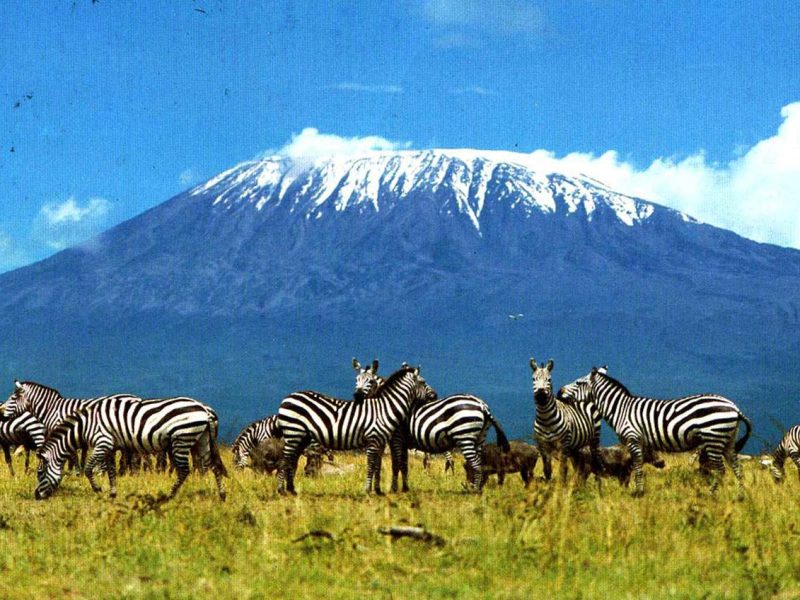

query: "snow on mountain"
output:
189 149 692 233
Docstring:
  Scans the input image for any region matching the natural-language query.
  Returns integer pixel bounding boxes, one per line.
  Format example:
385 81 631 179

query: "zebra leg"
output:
625 439 646 497
388 432 404 493
277 435 307 496
789 450 800 482
2 445 14 477
702 443 726 495
364 440 386 495
194 427 227 502
106 454 118 499
85 445 112 493
168 442 193 499
445 451 455 474
24 448 31 474
541 451 553 481
457 440 482 492
559 450 570 482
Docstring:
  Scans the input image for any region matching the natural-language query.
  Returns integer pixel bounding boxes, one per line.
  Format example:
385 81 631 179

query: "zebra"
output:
558 367 752 497
231 415 280 469
276 365 434 495
765 425 800 483
352 359 463 489
34 395 227 501
531 359 604 482
3 380 141 470
0 410 46 476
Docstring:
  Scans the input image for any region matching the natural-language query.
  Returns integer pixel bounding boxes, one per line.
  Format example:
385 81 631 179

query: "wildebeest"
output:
573 444 666 486
465 441 540 487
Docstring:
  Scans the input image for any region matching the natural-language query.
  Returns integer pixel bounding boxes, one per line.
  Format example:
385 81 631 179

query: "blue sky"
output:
2 0 799 271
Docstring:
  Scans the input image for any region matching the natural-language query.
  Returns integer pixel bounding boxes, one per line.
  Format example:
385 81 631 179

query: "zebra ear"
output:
14 380 23 391
352 358 361 372
371 359 379 373
546 359 554 372
529 358 537 371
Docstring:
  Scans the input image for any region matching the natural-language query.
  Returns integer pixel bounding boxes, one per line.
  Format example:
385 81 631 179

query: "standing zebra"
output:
558 367 752 497
231 414 280 469
766 425 800 483
0 410 46 476
531 359 603 482
34 395 227 500
352 359 478 491
276 365 433 495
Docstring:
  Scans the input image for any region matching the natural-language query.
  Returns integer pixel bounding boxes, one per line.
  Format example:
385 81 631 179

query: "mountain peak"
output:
187 149 692 233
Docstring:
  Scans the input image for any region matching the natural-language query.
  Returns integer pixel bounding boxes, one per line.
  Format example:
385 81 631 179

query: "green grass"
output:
0 451 799 599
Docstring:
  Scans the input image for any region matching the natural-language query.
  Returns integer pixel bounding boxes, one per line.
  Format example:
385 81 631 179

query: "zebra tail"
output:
487 409 510 452
209 426 229 478
735 413 753 453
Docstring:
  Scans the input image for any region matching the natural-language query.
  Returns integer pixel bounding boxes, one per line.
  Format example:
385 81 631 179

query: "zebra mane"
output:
20 381 64 398
376 366 416 390
595 371 632 396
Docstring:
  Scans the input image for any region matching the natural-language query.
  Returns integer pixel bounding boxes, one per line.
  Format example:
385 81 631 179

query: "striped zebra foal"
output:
766 425 800 483
34 396 227 501
0 410 46 476
357 360 507 492
231 414 280 469
531 359 603 482
276 365 432 495
558 368 752 497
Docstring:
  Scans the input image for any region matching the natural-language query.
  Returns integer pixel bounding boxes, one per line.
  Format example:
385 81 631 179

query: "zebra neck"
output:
534 393 560 421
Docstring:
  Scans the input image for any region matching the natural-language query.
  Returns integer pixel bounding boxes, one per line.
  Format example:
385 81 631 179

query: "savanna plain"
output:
0 450 798 600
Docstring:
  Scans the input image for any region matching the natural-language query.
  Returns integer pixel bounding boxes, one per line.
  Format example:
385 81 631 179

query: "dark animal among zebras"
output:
572 445 665 487
558 367 752 497
531 359 603 482
465 441 539 488
276 365 433 495
766 425 800 483
34 396 227 501
231 414 280 469
0 410 46 476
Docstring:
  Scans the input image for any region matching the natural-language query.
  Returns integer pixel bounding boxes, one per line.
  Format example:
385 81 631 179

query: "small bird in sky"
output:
508 313 524 321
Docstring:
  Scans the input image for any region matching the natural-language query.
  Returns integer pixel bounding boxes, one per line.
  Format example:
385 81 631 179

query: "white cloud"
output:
451 86 498 97
179 168 195 187
520 102 800 248
420 0 547 46
332 83 403 94
34 197 111 250
276 128 411 160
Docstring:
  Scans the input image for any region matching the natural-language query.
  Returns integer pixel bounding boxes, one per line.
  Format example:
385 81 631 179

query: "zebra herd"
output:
5 355 800 502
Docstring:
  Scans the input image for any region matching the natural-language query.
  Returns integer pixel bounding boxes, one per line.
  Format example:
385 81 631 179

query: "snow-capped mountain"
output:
1 149 799 440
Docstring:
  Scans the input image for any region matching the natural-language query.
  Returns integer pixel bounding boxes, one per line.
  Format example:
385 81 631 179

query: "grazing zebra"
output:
231 415 280 469
276 365 433 495
34 395 228 501
531 359 603 482
766 425 800 483
0 410 46 476
352 359 468 491
558 367 752 497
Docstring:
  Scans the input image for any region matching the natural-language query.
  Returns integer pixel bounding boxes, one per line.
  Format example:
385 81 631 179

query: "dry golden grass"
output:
0 450 798 599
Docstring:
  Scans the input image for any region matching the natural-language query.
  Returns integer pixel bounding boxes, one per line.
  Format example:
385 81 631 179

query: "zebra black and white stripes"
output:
558 367 752 496
767 425 800 483
0 410 46 476
276 366 433 495
35 395 227 501
231 414 280 469
353 359 506 492
531 359 603 482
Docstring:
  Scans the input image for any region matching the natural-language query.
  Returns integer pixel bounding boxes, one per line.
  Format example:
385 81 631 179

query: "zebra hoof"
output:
631 489 644 498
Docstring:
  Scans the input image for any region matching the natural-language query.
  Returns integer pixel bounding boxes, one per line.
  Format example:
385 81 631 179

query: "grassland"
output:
0 450 799 600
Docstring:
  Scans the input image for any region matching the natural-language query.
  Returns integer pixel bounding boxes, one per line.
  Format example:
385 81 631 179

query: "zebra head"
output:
34 450 63 500
352 358 382 401
530 358 554 405
3 380 29 419
557 366 608 405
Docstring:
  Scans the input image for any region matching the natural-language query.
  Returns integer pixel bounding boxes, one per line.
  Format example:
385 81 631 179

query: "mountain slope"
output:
1 149 799 442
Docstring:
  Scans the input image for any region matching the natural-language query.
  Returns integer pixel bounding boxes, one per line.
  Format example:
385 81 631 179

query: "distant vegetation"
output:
0 450 798 599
